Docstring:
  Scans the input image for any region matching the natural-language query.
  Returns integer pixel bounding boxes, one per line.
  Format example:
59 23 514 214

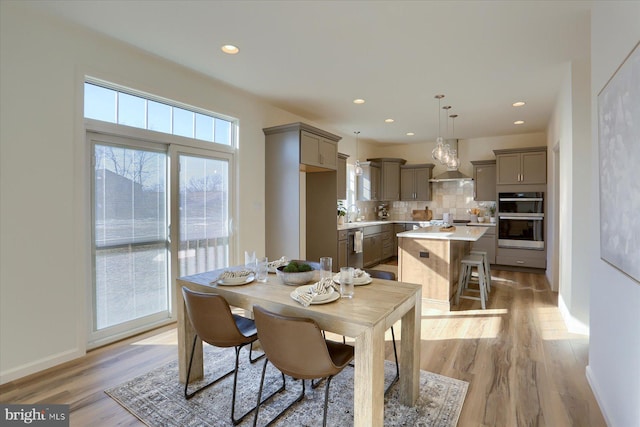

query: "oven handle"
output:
499 215 544 220
499 197 543 202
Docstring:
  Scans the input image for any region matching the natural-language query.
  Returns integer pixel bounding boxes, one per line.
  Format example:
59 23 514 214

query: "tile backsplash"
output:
354 181 494 221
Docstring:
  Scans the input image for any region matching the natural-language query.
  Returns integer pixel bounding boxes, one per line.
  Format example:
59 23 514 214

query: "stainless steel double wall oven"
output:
498 192 544 250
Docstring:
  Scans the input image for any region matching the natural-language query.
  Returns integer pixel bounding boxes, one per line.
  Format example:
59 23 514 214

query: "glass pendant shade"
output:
432 137 445 161
354 160 363 176
447 150 460 169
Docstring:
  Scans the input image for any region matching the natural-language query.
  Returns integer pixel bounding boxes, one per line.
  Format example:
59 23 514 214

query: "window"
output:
85 79 236 346
93 142 169 331
84 81 235 146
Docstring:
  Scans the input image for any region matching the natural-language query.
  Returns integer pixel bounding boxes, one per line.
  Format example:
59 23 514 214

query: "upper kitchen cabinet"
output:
300 129 338 170
357 161 381 201
471 160 496 201
494 147 547 185
337 152 349 200
263 123 341 262
400 163 434 201
367 158 406 201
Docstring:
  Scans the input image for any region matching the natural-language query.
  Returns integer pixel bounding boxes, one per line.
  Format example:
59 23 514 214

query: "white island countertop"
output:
397 224 488 242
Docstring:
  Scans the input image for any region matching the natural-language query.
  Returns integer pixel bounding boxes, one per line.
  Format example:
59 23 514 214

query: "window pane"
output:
148 100 172 134
94 143 168 331
85 82 237 146
95 243 168 329
214 118 232 145
195 113 214 142
84 83 116 123
179 155 229 275
118 92 146 129
94 146 166 246
173 108 194 138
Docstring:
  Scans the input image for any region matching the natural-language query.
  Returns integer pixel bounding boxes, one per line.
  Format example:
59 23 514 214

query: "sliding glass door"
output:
88 132 235 346
90 133 170 344
175 150 233 277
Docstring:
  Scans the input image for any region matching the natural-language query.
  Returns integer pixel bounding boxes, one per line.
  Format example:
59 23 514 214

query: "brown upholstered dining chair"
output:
364 269 400 394
181 288 284 425
252 305 354 427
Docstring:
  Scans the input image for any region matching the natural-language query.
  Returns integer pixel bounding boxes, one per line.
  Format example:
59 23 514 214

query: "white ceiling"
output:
27 0 591 144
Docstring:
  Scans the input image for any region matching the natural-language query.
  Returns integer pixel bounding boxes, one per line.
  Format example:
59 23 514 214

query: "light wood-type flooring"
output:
0 268 606 427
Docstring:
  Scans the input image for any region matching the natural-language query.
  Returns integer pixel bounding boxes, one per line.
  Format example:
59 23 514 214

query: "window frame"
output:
84 84 238 348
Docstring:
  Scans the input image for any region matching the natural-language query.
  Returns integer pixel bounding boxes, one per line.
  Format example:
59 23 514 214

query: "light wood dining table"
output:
176 268 422 427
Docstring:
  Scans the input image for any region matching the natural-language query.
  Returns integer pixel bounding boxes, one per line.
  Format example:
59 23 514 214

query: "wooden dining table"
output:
176 268 422 427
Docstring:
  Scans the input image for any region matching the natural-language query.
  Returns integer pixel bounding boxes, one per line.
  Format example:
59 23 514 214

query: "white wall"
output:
588 3 640 426
0 3 328 383
547 58 592 334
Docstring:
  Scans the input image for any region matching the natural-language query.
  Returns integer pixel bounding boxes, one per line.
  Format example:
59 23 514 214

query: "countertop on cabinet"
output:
397 225 488 241
337 220 431 230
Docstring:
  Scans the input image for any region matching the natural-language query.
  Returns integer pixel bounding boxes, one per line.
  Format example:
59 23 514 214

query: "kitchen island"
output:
397 225 488 311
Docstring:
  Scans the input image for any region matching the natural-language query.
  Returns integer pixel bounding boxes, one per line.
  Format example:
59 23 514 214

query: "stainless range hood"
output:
428 139 473 182
429 169 473 182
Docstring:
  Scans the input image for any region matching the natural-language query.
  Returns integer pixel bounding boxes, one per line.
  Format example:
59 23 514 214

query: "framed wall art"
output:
598 41 640 284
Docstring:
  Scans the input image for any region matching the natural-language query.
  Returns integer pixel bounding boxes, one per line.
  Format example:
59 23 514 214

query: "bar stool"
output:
470 250 492 293
456 254 488 309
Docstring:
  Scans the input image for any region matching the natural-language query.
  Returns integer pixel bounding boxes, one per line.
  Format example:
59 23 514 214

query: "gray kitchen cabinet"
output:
381 224 394 260
400 164 434 201
368 158 406 201
357 161 381 201
496 247 546 269
471 160 496 201
263 122 341 262
337 152 349 200
363 225 382 267
393 223 405 256
337 229 348 270
470 225 496 264
494 147 547 185
300 129 338 170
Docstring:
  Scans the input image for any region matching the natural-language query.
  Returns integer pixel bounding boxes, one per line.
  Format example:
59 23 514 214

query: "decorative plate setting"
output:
214 275 255 286
332 274 373 286
290 285 340 305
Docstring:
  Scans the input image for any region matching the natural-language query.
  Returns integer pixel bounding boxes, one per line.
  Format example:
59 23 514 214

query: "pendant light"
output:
354 131 363 176
431 94 446 162
447 114 460 169
440 105 453 165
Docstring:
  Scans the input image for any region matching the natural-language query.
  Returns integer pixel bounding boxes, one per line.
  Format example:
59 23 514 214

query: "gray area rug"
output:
106 345 468 426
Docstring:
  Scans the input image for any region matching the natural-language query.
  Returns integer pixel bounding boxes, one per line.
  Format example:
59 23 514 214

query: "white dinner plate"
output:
214 275 255 286
332 274 373 286
290 288 340 305
294 284 335 302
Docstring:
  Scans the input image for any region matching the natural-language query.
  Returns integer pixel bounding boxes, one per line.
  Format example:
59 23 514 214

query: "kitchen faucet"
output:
347 204 360 223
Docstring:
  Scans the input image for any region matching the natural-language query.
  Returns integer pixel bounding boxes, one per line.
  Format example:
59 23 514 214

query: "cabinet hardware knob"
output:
516 260 525 264
419 251 429 258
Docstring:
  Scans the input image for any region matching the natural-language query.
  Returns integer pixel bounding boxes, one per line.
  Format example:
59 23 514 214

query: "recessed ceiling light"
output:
514 120 525 125
512 101 526 107
406 132 415 136
221 44 239 54
353 99 365 104
385 118 394 123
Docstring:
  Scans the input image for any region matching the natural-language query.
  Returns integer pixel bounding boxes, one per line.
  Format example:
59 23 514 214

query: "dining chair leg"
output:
248 341 265 363
232 347 286 425
184 335 235 399
385 326 400 395
253 359 305 427
322 375 335 427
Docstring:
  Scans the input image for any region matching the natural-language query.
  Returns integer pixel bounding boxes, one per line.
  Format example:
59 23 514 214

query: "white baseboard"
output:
586 365 613 427
0 347 84 386
558 294 590 335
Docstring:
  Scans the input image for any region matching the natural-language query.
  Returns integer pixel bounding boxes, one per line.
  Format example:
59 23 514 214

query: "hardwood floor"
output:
0 269 606 427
